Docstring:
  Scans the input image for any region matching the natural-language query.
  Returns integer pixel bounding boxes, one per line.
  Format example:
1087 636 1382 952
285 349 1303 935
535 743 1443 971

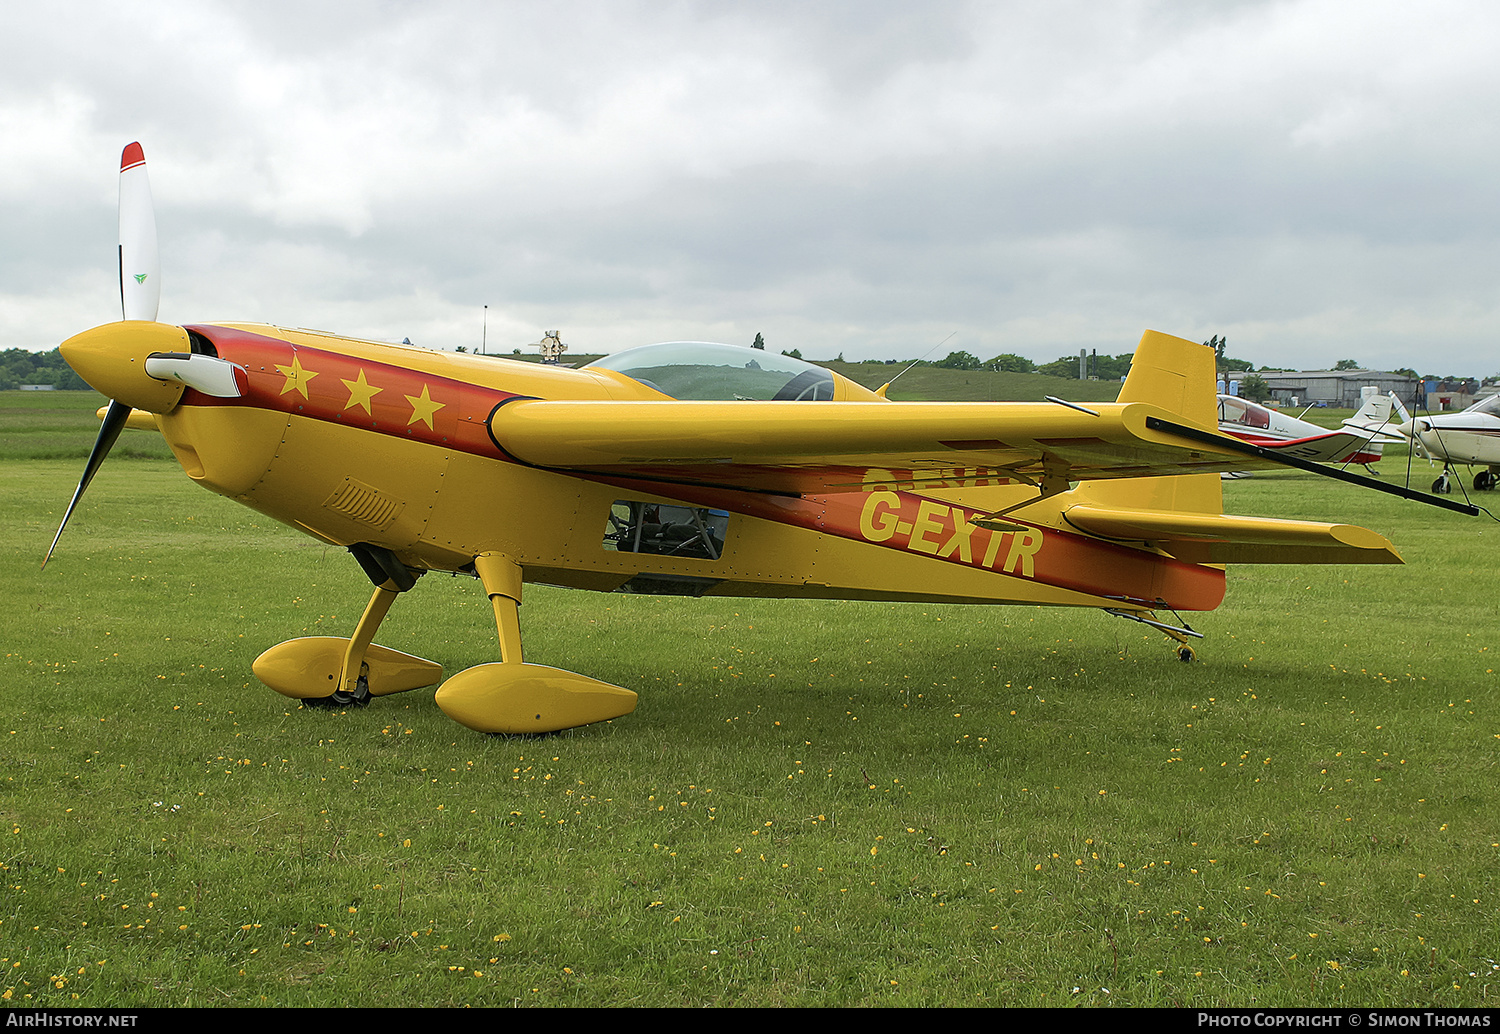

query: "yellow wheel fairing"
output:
252 637 443 699
435 663 638 734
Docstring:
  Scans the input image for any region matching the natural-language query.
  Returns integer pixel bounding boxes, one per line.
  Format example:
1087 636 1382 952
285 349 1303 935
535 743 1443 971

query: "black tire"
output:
306 676 371 708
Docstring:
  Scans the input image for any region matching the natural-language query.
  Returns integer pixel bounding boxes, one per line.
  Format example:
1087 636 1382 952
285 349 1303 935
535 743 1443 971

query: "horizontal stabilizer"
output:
1063 504 1403 565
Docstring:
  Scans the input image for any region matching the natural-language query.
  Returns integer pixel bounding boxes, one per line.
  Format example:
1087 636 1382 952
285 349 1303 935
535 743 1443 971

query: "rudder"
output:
1079 330 1223 516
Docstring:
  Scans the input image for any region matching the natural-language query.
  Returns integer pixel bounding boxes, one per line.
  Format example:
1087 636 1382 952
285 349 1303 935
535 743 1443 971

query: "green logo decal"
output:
134 273 148 284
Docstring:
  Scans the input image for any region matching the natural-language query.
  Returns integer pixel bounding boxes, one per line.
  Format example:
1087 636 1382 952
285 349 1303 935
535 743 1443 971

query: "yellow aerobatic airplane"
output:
44 144 1456 736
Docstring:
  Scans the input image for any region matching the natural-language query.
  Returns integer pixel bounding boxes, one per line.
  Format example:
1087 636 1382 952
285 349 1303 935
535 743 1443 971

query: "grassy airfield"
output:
2 388 1497 1008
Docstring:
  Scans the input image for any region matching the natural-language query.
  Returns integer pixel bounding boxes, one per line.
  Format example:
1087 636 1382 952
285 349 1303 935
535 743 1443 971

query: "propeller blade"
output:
118 142 159 323
43 399 132 568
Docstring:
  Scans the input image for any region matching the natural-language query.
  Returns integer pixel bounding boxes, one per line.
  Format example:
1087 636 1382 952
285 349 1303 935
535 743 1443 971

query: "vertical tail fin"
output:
1345 393 1395 432
1077 330 1223 516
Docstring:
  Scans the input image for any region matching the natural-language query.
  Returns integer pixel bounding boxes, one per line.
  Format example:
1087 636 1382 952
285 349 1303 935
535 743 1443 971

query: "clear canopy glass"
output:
1218 395 1272 430
587 342 834 401
1465 394 1500 417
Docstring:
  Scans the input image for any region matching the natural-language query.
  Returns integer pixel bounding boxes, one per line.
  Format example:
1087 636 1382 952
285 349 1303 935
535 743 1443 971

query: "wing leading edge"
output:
487 398 1284 495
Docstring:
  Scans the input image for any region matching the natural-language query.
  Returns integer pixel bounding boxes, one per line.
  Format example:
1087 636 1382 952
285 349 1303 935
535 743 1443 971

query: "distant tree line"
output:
923 349 1136 378
918 336 1260 380
758 331 1486 385
0 348 91 390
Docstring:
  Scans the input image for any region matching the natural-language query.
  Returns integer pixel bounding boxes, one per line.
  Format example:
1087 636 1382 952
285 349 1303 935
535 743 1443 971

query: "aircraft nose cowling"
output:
60 321 190 413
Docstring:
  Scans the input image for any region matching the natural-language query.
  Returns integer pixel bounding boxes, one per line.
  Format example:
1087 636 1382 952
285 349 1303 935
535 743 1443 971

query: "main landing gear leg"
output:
251 544 443 704
475 552 525 665
434 553 638 734
327 584 399 704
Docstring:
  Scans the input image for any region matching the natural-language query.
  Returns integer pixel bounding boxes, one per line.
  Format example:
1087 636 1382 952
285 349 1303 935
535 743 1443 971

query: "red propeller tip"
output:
120 142 145 172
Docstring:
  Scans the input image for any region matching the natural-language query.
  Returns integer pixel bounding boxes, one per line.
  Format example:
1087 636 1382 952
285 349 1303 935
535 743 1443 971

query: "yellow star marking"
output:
340 369 382 414
274 356 319 398
404 384 445 430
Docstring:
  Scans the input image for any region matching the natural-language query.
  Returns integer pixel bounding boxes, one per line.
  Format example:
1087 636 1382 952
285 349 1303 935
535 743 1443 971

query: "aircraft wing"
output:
488 398 1282 494
1235 429 1383 464
1339 422 1404 445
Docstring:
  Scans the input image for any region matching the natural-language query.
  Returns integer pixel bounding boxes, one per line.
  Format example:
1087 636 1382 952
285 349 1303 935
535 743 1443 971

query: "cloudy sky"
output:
4 0 1499 374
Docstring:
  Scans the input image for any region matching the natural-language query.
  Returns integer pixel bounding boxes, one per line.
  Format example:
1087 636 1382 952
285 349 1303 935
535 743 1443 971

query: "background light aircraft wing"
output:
1240 428 1383 464
489 398 1285 495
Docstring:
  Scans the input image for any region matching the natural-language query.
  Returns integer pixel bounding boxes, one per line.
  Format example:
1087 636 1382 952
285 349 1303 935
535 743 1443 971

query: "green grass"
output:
2 396 1498 1007
0 391 173 461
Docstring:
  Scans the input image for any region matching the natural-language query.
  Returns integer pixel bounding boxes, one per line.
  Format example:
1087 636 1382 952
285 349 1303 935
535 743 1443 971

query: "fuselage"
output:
1217 395 1386 465
131 323 1227 613
1396 395 1500 468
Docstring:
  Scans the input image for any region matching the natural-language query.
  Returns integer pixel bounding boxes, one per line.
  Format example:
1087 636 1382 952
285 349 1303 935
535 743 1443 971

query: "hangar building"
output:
1222 369 1419 408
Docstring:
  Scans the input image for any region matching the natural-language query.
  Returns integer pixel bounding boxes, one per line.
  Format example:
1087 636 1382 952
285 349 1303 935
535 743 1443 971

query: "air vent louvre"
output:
324 478 404 529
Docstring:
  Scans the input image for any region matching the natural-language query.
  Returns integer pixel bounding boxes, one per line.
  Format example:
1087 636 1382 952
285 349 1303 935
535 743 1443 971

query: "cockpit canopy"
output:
1218 395 1273 430
586 341 835 401
1465 393 1500 418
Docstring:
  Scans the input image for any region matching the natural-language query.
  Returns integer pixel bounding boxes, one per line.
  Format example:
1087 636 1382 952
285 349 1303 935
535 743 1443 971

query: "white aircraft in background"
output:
1217 393 1403 469
1395 394 1500 493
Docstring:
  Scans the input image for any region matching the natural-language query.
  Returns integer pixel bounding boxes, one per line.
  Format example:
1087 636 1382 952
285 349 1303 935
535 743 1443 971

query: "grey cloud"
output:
6 0 1500 373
